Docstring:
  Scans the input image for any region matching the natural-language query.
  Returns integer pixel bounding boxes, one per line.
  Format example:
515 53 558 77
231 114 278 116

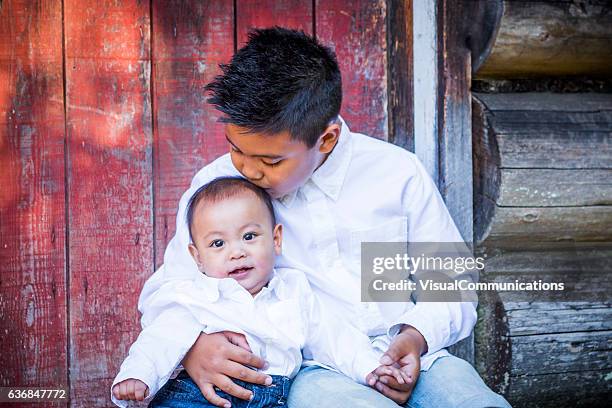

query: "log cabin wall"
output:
469 0 612 406
0 1 413 406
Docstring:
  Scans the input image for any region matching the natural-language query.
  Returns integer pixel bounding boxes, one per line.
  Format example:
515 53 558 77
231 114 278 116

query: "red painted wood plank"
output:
64 1 153 406
236 0 313 46
152 0 234 267
316 0 388 140
0 1 68 404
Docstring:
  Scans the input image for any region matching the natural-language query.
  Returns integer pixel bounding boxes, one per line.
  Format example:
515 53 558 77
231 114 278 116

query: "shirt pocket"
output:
349 217 408 264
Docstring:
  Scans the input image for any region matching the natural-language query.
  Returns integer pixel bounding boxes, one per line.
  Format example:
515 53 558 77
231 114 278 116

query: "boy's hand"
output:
182 331 272 408
366 364 415 405
112 378 149 401
372 325 426 404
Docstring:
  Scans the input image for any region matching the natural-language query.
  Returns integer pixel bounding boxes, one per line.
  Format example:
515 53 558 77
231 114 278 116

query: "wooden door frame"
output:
412 0 476 363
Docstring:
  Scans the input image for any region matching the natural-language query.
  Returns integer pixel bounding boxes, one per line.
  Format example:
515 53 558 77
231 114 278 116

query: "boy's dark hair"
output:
205 26 342 148
186 177 276 243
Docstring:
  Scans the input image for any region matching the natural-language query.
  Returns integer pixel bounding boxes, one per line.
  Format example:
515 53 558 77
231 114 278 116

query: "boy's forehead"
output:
225 124 307 155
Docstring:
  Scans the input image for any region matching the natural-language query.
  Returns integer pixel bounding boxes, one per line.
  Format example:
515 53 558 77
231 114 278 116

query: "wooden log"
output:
476 295 612 405
475 294 612 407
507 370 612 408
152 0 234 267
64 1 153 406
483 245 612 274
0 0 68 398
317 0 388 140
484 206 612 244
511 330 611 376
506 302 612 336
498 169 612 207
476 0 612 78
473 93 612 246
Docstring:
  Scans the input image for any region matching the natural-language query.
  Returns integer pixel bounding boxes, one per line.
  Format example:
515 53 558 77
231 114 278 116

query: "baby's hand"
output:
112 378 149 401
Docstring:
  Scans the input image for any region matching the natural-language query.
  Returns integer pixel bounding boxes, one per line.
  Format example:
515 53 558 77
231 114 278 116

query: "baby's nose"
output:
229 243 247 259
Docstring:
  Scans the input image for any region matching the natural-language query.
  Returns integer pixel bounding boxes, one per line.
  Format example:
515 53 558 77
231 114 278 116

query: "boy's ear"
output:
317 123 341 154
273 224 283 255
188 243 203 270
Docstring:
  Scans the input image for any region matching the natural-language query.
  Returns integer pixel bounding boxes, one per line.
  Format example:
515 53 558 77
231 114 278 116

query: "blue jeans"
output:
149 371 292 408
288 355 512 408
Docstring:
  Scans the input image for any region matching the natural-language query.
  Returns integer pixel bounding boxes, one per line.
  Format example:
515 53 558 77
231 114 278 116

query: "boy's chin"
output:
266 187 296 200
264 188 281 199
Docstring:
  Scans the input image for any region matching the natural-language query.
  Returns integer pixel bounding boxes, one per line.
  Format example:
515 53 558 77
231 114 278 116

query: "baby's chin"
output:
240 279 268 296
238 271 273 296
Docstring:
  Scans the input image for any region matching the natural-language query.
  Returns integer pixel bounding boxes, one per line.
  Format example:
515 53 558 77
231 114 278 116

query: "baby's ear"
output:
273 223 283 255
188 243 203 269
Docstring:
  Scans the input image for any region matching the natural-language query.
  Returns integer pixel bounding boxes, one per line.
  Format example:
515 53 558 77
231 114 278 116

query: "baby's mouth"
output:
228 266 253 279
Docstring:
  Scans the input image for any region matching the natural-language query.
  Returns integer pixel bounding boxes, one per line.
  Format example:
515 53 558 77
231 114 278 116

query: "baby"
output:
111 177 407 408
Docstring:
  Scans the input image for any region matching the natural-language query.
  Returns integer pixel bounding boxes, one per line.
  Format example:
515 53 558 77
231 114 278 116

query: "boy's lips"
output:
228 266 253 280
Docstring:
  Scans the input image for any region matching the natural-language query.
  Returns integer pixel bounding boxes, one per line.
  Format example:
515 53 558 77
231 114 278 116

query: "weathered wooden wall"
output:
472 93 612 407
0 1 410 406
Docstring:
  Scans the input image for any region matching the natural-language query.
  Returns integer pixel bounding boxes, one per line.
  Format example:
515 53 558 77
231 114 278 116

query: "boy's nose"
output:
240 158 263 181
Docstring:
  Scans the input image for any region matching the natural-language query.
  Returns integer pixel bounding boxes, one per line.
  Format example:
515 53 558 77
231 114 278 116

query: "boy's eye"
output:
243 232 258 241
262 159 283 167
210 239 224 248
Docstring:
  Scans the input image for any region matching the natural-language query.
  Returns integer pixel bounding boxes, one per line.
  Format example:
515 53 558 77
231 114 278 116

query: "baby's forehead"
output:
193 191 274 225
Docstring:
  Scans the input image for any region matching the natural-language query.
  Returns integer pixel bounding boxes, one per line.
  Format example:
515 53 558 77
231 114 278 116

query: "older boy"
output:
140 28 510 407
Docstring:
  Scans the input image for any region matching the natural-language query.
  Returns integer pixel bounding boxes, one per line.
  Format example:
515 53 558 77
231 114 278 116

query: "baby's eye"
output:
209 239 224 248
243 232 258 241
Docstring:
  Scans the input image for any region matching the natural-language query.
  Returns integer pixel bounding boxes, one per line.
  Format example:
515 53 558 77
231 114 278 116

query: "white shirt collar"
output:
193 269 287 303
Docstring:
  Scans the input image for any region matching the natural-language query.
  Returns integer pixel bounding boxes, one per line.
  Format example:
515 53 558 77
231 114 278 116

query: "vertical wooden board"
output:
236 0 313 46
438 0 474 363
388 0 414 151
437 0 473 243
64 1 153 406
0 0 68 402
152 0 234 267
316 0 388 140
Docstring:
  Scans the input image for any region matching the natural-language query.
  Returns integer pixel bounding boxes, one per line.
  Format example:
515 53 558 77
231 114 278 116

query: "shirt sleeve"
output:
301 276 381 384
392 154 478 354
110 307 204 407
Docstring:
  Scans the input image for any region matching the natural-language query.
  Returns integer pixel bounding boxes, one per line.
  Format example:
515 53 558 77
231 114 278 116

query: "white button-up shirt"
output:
139 118 477 379
112 268 381 407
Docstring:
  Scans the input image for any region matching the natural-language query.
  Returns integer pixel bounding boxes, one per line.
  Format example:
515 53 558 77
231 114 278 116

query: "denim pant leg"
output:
148 373 217 408
150 372 291 408
407 355 512 408
287 366 400 408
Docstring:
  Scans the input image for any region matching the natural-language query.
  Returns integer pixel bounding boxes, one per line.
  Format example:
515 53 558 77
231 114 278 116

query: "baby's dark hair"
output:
205 26 342 148
186 177 276 243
